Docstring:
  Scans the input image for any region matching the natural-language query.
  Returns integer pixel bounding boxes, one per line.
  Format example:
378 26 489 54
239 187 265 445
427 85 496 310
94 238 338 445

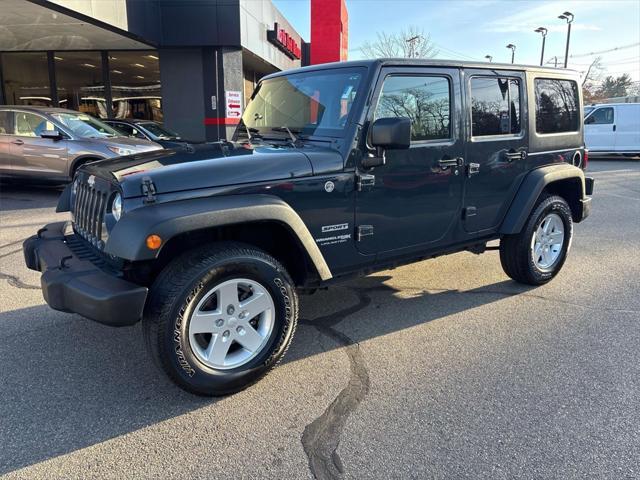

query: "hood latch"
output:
141 176 157 204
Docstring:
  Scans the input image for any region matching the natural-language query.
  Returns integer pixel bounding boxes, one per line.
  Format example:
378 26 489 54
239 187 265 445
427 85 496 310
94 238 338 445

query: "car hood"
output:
90 136 163 152
82 142 315 198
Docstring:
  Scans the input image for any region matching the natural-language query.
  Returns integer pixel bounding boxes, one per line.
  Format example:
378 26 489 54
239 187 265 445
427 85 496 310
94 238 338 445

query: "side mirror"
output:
363 117 411 168
40 129 63 140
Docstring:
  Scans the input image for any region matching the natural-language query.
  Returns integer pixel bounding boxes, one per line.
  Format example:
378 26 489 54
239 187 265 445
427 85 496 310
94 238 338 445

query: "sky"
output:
272 0 640 83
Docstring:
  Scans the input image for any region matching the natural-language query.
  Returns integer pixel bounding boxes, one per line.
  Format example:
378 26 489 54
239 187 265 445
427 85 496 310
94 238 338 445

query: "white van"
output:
584 103 640 156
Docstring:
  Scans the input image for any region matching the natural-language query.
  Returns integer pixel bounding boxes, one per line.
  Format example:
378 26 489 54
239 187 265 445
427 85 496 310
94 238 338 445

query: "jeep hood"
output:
82 143 315 198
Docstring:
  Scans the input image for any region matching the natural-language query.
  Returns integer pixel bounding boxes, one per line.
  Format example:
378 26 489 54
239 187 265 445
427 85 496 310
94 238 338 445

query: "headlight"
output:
111 193 123 221
107 145 135 156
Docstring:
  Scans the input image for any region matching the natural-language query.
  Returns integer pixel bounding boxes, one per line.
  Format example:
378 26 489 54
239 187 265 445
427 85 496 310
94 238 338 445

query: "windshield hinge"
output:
356 173 375 191
141 176 157 204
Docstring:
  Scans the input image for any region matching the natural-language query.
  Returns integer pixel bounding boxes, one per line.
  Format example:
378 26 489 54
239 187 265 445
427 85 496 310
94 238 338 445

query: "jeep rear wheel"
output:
499 194 573 285
143 242 298 396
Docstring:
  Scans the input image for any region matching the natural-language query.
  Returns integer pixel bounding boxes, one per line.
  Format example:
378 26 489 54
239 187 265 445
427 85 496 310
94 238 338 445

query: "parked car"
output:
584 103 640 157
24 59 593 396
104 119 198 148
0 107 163 182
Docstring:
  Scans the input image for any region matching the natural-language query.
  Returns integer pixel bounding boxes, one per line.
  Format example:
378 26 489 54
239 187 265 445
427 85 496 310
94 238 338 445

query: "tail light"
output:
583 149 589 170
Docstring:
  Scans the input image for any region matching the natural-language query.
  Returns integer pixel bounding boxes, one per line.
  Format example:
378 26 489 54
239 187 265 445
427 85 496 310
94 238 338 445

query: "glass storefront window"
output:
55 52 107 118
1 53 51 106
108 51 162 120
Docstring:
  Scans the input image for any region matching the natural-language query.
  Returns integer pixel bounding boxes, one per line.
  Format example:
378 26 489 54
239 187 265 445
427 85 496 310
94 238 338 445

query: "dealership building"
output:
0 0 348 141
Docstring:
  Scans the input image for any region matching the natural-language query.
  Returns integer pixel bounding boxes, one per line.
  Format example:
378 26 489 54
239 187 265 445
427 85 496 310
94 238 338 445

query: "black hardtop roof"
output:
263 58 580 80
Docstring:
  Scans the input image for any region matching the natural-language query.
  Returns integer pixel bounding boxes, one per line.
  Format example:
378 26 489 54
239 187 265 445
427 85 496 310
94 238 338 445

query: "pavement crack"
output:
0 270 40 290
300 289 371 480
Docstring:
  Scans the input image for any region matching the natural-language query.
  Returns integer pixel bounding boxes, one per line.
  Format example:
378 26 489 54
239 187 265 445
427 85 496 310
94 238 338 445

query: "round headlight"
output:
112 193 122 221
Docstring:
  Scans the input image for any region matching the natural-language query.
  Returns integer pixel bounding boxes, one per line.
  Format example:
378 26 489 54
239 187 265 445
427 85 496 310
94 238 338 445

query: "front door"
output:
355 67 464 255
11 111 68 178
584 106 615 151
463 69 528 233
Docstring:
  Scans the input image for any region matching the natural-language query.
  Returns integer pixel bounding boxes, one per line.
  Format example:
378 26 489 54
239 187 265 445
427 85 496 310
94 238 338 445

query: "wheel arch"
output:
106 194 332 284
69 155 105 178
500 164 587 234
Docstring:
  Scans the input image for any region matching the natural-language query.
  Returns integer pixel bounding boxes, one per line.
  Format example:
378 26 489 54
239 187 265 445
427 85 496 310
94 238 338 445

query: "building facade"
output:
0 0 311 141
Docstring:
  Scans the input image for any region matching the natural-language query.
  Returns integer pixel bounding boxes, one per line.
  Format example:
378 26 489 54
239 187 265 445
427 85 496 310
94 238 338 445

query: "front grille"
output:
72 174 111 249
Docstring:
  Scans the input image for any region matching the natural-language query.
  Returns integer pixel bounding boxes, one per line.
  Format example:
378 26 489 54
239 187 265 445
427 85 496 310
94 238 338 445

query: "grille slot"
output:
72 176 110 248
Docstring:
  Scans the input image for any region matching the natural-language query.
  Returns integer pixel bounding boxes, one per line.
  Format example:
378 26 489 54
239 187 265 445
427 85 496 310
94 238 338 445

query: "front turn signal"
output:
146 234 162 250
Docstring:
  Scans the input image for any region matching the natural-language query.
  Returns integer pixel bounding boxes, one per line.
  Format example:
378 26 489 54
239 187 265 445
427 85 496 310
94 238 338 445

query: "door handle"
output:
613 124 616 132
438 156 464 169
11 139 24 145
504 149 526 162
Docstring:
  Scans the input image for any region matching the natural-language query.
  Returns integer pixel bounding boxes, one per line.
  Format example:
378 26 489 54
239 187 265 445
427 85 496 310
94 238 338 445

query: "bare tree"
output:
360 26 439 59
581 56 603 87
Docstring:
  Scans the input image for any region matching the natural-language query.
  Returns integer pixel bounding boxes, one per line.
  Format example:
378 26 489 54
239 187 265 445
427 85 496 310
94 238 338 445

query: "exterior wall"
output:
158 49 206 141
310 0 348 64
48 0 129 30
239 0 302 71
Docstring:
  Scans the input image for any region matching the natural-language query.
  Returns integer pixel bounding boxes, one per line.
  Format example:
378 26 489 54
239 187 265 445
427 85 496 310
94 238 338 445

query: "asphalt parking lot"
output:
1 159 639 480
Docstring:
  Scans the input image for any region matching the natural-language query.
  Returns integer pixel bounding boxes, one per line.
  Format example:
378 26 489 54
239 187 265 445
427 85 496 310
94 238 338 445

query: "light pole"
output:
558 11 574 68
485 55 493 62
506 44 516 64
406 35 421 59
534 27 547 66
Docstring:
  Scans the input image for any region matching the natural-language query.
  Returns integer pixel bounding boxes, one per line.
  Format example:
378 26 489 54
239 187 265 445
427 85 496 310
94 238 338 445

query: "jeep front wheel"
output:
499 194 574 285
143 242 298 396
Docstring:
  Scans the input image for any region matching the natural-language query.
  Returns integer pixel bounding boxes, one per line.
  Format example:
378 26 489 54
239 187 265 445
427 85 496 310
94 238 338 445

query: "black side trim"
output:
105 194 332 281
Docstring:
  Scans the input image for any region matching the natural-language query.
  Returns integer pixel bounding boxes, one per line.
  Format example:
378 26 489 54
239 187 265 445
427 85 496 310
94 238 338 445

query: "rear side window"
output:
585 107 613 125
470 77 521 136
374 75 451 142
0 111 11 134
535 78 579 134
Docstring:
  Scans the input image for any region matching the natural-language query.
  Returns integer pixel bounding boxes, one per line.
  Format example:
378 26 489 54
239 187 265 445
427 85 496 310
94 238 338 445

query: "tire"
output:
143 242 298 396
500 194 573 285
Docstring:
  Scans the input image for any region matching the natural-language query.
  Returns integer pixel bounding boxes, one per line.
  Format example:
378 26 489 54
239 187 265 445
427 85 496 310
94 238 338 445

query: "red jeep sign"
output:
267 22 301 60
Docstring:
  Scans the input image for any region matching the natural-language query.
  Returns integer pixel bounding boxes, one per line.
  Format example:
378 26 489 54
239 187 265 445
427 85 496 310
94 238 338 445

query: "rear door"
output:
11 111 68 178
584 106 615 151
462 69 528 233
614 105 640 152
355 66 465 255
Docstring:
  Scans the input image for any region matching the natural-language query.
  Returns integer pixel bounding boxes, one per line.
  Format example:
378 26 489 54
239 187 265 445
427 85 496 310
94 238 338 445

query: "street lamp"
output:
506 44 516 64
485 55 493 62
558 11 574 68
534 27 548 66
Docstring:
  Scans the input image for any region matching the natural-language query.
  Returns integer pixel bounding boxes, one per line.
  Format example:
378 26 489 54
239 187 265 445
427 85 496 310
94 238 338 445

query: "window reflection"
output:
375 76 451 141
108 52 162 120
1 53 51 106
55 52 107 117
471 77 521 136
535 79 579 134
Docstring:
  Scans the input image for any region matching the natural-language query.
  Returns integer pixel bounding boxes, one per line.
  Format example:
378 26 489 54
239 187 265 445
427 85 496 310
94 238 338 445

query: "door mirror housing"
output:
40 129 63 140
363 117 412 168
371 117 412 149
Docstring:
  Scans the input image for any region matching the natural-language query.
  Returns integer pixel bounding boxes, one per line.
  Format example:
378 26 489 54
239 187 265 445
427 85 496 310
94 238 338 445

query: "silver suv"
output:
0 106 163 182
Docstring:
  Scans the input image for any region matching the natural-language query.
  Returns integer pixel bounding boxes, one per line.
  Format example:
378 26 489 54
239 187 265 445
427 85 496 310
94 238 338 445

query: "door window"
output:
470 77 521 137
585 107 614 125
374 75 451 142
534 78 579 134
14 112 54 137
0 111 12 135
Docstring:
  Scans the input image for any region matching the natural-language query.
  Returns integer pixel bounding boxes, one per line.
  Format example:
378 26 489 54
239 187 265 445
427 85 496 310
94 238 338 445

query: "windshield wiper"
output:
271 126 300 144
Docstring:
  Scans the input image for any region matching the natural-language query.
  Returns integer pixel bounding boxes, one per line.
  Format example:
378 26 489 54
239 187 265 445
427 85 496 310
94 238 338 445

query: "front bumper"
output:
23 222 147 326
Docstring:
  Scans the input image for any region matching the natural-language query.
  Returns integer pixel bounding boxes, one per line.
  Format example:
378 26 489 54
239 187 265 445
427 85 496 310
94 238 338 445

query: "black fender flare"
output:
105 194 333 281
500 164 587 234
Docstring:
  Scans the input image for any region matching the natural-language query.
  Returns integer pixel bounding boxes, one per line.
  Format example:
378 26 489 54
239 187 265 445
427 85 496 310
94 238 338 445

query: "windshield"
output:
241 67 365 138
52 113 122 138
139 122 180 140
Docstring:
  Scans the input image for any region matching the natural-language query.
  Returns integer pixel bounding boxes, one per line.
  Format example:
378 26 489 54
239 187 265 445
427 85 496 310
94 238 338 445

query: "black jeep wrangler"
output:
24 60 593 395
